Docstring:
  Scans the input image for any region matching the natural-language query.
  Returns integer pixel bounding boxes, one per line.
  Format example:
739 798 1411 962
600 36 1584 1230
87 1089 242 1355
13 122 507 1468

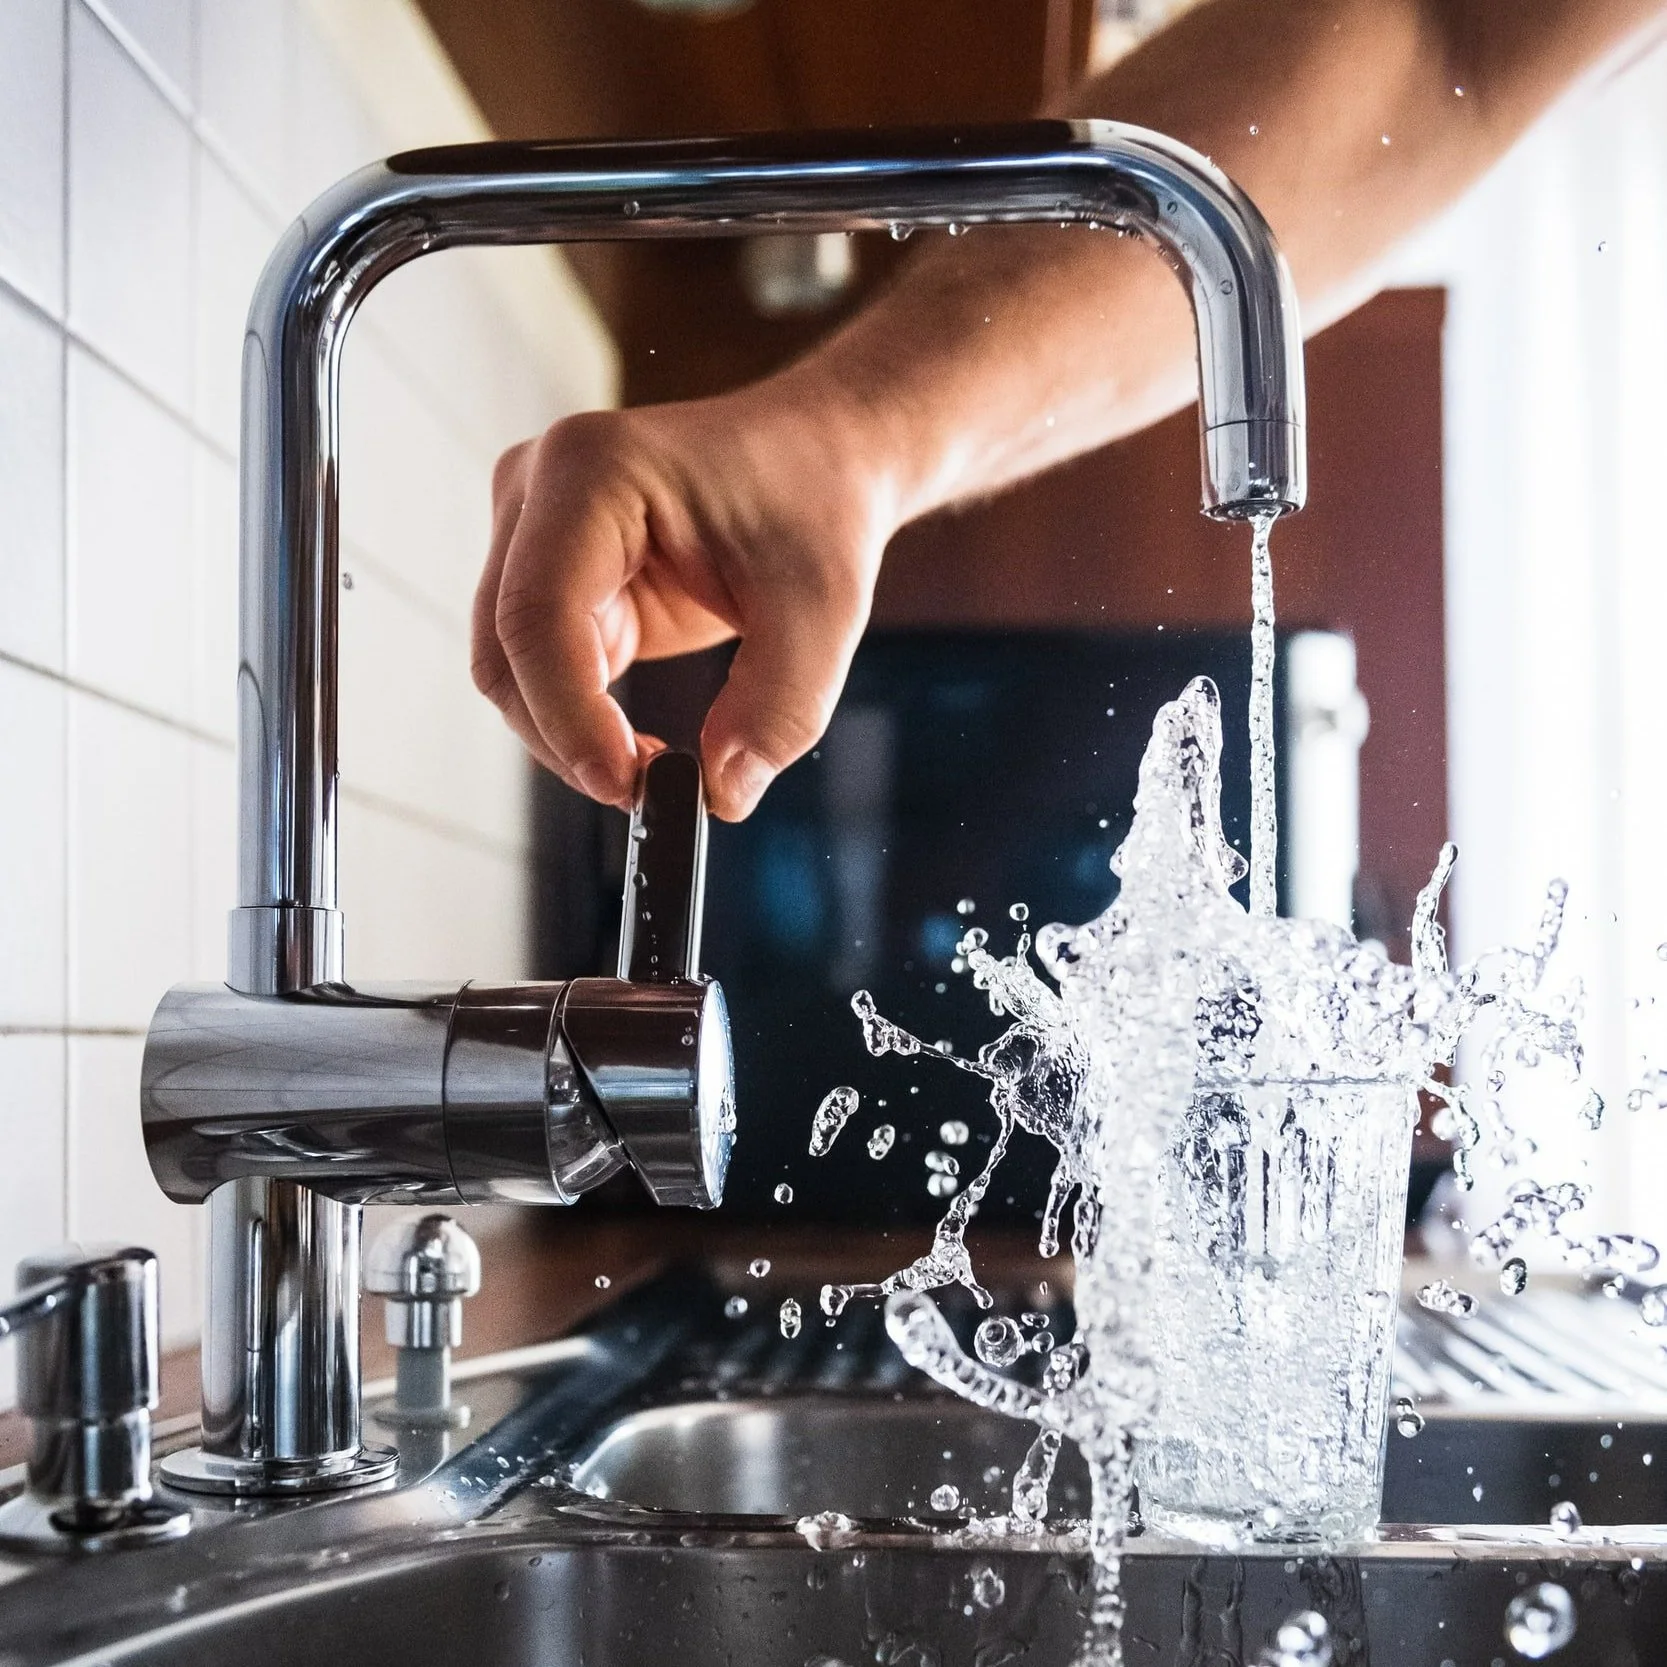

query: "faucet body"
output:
140 121 1306 1496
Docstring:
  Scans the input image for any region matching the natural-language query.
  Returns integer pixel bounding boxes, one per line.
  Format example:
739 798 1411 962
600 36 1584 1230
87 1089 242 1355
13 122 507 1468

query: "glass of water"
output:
1135 1078 1418 1544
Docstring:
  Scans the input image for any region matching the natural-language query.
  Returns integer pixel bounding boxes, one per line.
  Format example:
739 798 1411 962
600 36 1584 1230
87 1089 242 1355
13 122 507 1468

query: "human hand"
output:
471 374 902 821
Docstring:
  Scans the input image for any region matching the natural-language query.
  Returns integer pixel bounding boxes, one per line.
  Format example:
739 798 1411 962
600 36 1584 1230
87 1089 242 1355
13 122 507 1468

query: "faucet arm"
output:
234 119 1304 993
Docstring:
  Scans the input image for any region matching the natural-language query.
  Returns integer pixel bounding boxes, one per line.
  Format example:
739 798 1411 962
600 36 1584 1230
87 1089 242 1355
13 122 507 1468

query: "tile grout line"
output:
3 648 527 862
339 780 531 865
0 269 237 471
0 647 233 752
76 0 292 232
1 1027 147 1040
59 0 75 1244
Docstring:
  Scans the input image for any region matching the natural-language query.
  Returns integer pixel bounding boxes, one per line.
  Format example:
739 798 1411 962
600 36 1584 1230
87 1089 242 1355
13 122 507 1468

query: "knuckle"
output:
493 588 552 660
491 439 532 499
745 686 834 769
469 642 514 705
532 408 632 479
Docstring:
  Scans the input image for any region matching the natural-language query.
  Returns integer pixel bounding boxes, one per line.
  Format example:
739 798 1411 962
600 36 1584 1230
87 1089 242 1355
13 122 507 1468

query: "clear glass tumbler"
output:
1135 1079 1417 1544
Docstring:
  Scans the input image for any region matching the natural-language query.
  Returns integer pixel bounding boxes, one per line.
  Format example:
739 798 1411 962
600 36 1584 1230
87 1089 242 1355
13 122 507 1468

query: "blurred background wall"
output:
1382 32 1667 1247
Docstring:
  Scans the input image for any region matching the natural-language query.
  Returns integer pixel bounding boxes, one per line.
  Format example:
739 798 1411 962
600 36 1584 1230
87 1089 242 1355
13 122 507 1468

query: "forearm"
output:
781 0 1667 524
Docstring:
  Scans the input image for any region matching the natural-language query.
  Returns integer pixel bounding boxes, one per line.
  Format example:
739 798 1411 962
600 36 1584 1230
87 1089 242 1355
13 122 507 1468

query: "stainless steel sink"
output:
571 1390 1667 1530
3 1269 1667 1666
571 1395 1095 1520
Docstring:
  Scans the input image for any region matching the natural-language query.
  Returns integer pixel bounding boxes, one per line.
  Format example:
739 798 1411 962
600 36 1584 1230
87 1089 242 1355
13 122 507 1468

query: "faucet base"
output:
159 1442 397 1497
0 1490 191 1554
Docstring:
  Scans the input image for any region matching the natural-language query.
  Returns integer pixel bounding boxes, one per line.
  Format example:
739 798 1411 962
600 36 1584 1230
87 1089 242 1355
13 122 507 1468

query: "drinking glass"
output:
1135 1079 1417 1543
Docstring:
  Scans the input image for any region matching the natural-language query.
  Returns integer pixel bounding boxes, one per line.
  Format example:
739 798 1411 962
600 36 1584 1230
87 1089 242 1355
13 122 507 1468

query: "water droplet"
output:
748 1258 771 1278
1416 1278 1477 1318
820 1283 851 1318
594 1274 611 1289
622 199 640 217
927 1172 958 1198
970 1565 1005 1609
1021 1311 1048 1328
1641 1288 1667 1326
1603 1274 1625 1299
956 898 976 917
973 1316 1025 1367
1394 1396 1425 1438
795 1510 856 1549
810 1085 859 1156
939 1119 970 1146
341 571 355 590
929 1484 960 1512
773 1182 794 1204
1261 1609 1331 1667
1550 1500 1582 1538
887 221 913 242
1579 1089 1605 1129
925 1150 960 1176
1044 1342 1085 1393
1011 1429 1062 1525
724 1295 749 1319
1248 124 1260 136
779 1297 802 1339
867 1123 895 1159
1219 278 1235 295
1500 1257 1528 1295
1009 902 1029 922
1504 1583 1576 1657
1029 1329 1054 1355
946 222 965 237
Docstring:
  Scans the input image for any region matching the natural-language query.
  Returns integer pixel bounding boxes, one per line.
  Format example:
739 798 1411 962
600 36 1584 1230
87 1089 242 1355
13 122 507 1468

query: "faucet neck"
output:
229 121 1303 996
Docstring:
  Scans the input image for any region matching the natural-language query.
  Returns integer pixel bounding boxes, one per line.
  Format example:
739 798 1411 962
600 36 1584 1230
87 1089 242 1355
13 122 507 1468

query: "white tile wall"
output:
67 4 194 410
0 285 66 670
0 0 617 1409
66 346 196 721
0 0 67 318
0 663 67 1031
0 1038 68 1409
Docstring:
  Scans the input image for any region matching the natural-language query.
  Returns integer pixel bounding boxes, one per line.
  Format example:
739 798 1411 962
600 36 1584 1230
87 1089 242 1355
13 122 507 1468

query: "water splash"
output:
810 1086 860 1155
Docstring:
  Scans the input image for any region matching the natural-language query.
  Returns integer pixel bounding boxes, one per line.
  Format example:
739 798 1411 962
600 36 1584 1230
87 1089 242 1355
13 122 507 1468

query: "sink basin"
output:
3 1269 1667 1667
572 1394 1095 1519
571 1390 1667 1529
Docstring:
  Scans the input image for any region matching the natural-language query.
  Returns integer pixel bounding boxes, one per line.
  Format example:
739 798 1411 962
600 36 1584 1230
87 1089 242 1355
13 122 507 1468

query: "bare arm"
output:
471 0 1667 819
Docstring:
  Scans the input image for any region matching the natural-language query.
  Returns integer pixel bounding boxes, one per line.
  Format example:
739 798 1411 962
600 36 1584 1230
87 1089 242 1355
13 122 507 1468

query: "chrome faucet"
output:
139 121 1305 1497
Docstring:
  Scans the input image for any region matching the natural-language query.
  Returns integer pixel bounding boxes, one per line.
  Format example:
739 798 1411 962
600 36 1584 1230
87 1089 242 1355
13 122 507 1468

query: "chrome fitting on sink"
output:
0 1246 189 1552
142 751 734 1496
365 1214 479 1429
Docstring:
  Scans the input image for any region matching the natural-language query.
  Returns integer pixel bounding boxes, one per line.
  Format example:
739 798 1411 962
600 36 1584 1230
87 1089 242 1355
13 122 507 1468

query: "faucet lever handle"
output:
618 749 708 983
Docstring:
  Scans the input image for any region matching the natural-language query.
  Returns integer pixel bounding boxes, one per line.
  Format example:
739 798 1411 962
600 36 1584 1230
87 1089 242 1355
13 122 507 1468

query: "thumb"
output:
700 577 867 821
